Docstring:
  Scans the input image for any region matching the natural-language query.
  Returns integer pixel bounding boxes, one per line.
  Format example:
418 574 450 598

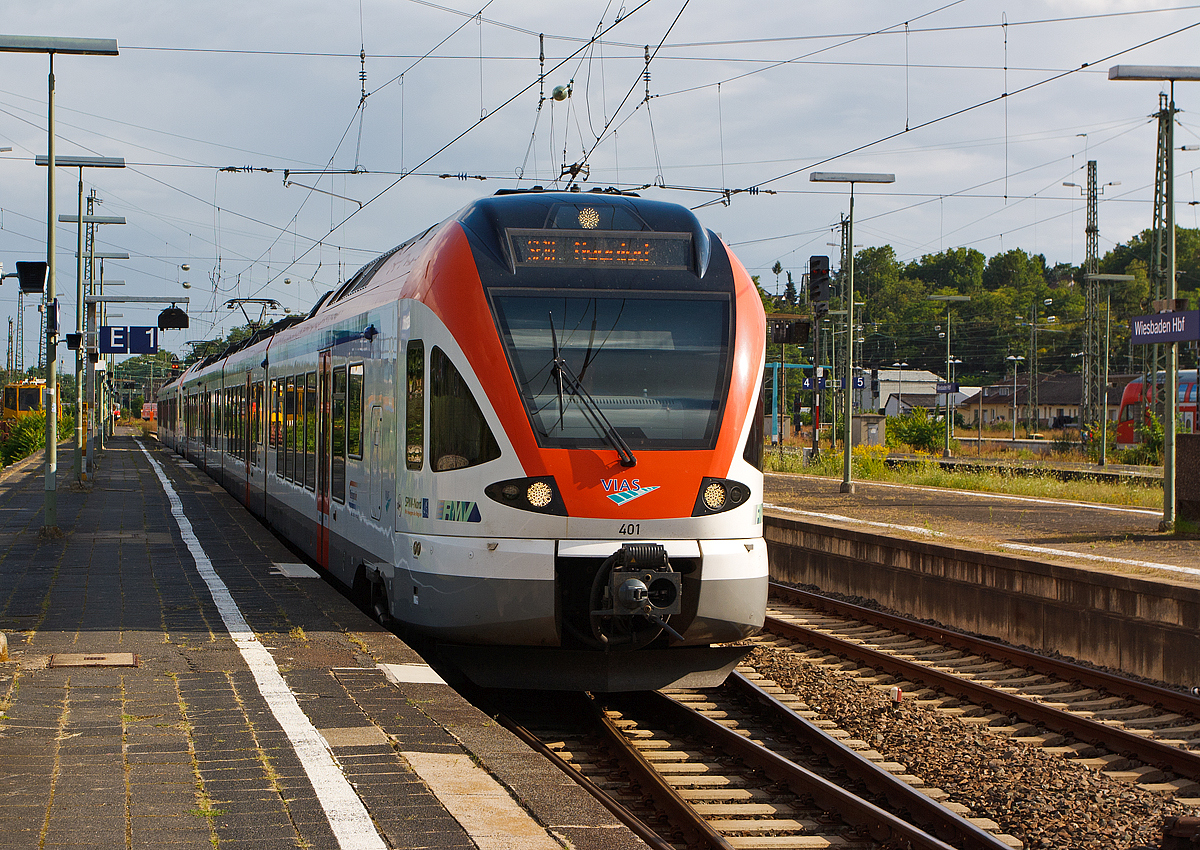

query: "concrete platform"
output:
764 472 1200 687
765 471 1200 579
0 434 648 850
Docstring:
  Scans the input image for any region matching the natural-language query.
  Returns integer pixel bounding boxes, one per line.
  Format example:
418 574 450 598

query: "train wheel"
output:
351 565 371 611
367 573 393 626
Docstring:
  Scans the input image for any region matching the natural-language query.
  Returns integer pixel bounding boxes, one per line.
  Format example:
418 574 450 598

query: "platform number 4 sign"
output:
100 326 158 354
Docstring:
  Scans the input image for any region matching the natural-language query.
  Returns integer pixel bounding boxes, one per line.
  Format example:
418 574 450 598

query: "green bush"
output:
886 408 942 453
1119 413 1163 466
0 412 75 467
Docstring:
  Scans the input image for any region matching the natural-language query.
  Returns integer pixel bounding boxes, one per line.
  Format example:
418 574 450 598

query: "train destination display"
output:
508 229 691 269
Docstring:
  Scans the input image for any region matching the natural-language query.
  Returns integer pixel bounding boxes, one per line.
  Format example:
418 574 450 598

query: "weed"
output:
189 807 226 819
766 446 1162 509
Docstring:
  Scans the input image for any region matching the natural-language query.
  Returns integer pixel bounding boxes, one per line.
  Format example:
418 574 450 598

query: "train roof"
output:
160 189 721 394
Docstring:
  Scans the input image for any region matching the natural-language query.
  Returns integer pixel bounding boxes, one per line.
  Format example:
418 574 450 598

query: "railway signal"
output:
808 255 831 306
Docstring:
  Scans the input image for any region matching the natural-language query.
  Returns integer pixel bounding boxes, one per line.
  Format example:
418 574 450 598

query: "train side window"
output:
332 365 347 503
268 379 279 449
274 380 284 476
405 343 424 470
305 371 317 490
429 347 500 471
348 363 363 459
285 376 296 481
743 390 764 470
251 381 263 467
294 375 305 484
233 387 241 459
4 387 15 411
19 386 40 412
241 384 249 462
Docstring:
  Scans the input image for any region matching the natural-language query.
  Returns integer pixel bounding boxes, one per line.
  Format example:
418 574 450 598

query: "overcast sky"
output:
1 1 1198 363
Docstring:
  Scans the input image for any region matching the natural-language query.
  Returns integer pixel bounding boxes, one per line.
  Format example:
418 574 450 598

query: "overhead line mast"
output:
1146 92 1173 429
1081 161 1101 433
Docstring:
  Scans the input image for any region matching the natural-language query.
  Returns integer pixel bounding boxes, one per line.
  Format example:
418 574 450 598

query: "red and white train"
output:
157 189 768 691
1115 369 1199 448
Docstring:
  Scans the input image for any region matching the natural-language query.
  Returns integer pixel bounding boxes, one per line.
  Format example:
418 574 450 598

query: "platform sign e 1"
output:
1130 311 1200 345
100 325 158 354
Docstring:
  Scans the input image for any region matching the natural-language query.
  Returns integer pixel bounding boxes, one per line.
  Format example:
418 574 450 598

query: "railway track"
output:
485 675 1021 850
763 583 1200 798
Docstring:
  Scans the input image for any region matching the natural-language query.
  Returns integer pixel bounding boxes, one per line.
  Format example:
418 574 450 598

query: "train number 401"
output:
619 523 640 535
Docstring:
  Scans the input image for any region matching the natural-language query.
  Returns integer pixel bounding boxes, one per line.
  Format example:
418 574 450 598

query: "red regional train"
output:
157 189 768 691
1114 370 1199 448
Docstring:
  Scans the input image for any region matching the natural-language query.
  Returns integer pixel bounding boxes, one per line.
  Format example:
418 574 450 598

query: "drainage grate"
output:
48 652 139 668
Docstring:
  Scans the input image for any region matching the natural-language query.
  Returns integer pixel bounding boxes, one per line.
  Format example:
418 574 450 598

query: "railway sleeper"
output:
1122 712 1185 729
1141 777 1200 796
738 666 1026 848
1103 764 1169 784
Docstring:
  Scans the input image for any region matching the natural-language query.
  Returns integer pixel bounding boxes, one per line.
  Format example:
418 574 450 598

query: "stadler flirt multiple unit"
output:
157 190 768 691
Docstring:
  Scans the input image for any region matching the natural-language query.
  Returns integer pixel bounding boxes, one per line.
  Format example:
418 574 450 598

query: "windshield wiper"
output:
549 312 637 467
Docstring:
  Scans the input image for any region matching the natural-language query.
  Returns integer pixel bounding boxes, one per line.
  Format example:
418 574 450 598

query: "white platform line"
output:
766 502 1200 579
137 441 387 850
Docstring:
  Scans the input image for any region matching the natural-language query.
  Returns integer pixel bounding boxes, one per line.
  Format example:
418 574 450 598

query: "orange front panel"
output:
414 224 764 520
410 225 549 476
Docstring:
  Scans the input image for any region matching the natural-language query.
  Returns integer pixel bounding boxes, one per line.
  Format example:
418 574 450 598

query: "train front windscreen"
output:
491 292 731 450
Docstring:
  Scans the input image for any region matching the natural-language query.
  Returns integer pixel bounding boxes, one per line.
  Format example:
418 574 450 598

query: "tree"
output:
1100 225 1199 305
181 324 259 367
852 245 904 323
982 248 1047 295
906 247 985 294
784 271 797 307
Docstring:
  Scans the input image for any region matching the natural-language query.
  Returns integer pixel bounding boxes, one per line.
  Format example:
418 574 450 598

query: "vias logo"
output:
601 478 659 506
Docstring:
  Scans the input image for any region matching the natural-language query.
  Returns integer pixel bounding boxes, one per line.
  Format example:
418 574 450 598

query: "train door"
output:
317 351 332 567
369 404 383 521
243 373 252 504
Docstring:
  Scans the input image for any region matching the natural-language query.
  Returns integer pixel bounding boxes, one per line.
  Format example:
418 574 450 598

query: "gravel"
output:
748 644 1194 849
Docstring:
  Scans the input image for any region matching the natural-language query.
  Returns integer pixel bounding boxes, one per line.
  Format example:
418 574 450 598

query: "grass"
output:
765 443 1163 509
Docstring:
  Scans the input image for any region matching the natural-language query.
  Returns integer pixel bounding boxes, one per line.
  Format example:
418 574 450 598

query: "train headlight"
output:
485 476 567 516
527 481 553 508
692 477 751 516
702 481 727 511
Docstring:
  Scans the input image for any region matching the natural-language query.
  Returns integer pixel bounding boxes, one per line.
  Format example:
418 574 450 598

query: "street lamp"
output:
39 154 126 482
0 34 119 530
890 361 908 415
929 294 970 457
1084 273 1135 467
811 171 895 494
1109 64 1200 529
1006 355 1025 441
1016 298 1056 433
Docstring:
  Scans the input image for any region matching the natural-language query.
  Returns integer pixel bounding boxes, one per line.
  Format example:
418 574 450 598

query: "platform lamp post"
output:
1006 355 1025 441
810 171 895 494
0 34 118 530
38 155 125 482
1083 273 1134 467
929 295 970 457
1109 66 1200 528
891 361 908 415
85 256 127 462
